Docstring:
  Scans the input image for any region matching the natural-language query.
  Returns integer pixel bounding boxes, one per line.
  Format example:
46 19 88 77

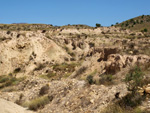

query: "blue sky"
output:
0 0 150 26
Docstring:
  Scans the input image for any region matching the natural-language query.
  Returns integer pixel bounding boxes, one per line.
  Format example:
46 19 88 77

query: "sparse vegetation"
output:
39 72 56 79
125 66 143 94
0 24 54 31
115 15 150 34
40 62 80 80
53 62 78 72
101 102 147 113
74 66 87 78
24 95 52 111
101 104 124 113
100 66 149 113
99 74 114 85
0 15 150 113
64 46 76 57
0 75 25 89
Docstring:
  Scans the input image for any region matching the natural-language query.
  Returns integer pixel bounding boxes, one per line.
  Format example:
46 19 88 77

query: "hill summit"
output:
115 15 150 34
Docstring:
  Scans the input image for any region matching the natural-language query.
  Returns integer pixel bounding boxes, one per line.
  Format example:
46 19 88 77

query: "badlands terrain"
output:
0 15 150 113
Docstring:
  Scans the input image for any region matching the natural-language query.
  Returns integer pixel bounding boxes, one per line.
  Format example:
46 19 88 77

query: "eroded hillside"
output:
0 25 150 113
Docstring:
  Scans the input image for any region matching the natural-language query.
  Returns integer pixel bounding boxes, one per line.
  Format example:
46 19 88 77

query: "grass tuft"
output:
24 95 52 111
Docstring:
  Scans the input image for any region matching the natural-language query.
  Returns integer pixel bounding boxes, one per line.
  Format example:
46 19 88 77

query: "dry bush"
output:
101 104 124 113
99 74 114 86
24 95 52 111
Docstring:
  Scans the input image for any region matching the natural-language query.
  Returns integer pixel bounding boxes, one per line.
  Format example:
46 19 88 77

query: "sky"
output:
0 0 150 26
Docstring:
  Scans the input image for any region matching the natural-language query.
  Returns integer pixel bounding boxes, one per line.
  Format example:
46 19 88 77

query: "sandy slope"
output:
0 98 34 113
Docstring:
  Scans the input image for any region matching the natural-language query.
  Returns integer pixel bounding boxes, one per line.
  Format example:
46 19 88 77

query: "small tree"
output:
96 23 101 27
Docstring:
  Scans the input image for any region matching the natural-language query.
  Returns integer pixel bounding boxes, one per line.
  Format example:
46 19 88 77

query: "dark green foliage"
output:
86 75 95 84
141 28 148 32
13 67 21 73
125 23 129 27
96 23 101 27
130 19 134 23
140 20 143 24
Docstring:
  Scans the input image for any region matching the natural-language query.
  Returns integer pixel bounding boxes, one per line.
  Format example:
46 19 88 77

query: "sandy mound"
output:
0 98 34 113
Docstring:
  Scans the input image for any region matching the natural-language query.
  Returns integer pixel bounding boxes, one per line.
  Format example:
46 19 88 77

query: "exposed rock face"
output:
104 54 150 74
139 84 150 95
70 53 150 78
0 31 70 75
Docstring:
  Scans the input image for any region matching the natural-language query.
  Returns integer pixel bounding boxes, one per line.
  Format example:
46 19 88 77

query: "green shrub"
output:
125 66 143 93
86 75 95 85
141 28 148 32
